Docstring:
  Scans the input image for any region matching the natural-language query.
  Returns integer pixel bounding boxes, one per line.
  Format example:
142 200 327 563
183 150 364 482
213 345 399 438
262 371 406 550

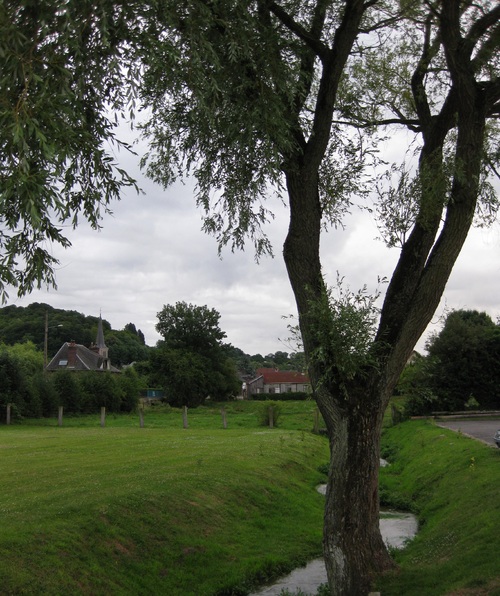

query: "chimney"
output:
68 341 77 368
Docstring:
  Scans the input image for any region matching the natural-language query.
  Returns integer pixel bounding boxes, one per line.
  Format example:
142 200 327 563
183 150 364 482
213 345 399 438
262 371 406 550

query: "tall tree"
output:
153 302 240 406
407 310 500 412
138 1 500 593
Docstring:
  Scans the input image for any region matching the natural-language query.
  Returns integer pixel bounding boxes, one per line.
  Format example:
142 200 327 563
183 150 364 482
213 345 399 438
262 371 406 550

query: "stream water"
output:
251 474 418 596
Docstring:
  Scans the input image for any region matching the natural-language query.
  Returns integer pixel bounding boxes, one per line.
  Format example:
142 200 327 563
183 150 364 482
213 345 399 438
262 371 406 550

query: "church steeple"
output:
95 314 109 361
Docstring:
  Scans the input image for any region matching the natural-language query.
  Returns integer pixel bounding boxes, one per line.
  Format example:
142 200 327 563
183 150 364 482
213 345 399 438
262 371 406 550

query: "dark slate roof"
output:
46 342 120 373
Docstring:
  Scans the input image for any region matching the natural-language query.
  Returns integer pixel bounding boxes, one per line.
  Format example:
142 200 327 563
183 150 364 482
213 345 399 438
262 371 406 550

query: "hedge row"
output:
0 365 140 420
251 391 310 401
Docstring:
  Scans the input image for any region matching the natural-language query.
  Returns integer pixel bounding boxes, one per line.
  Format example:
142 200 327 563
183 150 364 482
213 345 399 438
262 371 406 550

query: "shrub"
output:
252 391 309 401
117 369 140 412
258 401 283 427
53 370 84 413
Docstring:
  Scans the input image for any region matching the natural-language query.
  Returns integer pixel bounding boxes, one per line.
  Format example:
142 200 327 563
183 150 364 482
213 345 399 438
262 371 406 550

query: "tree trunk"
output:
318 383 396 596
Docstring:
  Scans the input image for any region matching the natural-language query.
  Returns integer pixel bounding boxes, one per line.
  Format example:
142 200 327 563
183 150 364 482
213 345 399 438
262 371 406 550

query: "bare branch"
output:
268 1 329 60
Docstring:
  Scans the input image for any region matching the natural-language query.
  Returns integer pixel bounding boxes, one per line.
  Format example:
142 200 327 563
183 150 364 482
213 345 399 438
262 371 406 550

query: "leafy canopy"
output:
402 310 500 414
156 301 226 352
153 302 239 406
0 0 142 299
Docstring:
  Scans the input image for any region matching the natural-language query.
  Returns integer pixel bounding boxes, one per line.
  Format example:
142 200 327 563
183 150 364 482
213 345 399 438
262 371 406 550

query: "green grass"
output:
0 401 329 595
377 419 500 595
17 399 325 432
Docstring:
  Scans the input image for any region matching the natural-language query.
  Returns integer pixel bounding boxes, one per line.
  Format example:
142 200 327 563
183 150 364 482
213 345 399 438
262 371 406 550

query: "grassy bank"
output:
17 399 325 433
377 419 500 595
0 401 329 595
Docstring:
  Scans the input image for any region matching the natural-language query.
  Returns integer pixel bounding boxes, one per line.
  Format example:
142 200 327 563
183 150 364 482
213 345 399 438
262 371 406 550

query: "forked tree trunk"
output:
283 172 395 594
281 7 492 591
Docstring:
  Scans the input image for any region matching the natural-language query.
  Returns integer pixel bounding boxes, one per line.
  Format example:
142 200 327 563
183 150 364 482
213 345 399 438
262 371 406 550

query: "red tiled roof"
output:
256 368 309 384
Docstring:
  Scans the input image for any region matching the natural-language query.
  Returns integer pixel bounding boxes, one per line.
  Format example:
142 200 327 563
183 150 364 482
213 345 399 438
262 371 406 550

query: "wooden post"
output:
6 403 11 425
100 407 106 428
221 408 227 429
268 405 274 429
58 406 63 427
139 408 144 428
182 405 188 429
314 408 320 433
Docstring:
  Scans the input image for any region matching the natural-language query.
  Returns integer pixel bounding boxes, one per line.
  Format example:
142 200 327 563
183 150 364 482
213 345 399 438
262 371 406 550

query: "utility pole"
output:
44 311 48 370
44 311 63 370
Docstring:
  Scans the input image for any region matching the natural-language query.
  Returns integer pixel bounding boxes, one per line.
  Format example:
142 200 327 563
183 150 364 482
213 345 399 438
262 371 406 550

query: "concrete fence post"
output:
221 408 227 429
182 405 188 429
100 407 106 428
139 408 144 428
58 406 63 427
6 403 11 425
268 406 274 429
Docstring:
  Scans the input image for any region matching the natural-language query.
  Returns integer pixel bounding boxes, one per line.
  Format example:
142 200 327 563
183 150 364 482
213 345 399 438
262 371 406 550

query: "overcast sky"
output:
7 130 500 357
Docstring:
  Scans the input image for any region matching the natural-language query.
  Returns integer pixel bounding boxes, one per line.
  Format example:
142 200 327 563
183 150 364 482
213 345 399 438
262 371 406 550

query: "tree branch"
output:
471 20 500 74
304 0 368 172
411 12 440 134
268 1 329 60
467 4 500 50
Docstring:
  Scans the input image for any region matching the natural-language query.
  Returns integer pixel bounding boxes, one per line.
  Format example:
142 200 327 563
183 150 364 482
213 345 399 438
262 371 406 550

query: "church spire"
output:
96 314 106 348
95 314 109 362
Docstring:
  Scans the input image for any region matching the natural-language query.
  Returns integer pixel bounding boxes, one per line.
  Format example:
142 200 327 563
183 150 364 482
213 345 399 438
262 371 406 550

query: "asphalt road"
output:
436 418 500 447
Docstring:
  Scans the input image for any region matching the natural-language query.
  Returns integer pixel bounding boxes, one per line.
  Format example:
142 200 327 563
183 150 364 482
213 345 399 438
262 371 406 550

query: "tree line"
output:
0 301 308 415
399 310 500 416
0 303 149 367
0 342 140 420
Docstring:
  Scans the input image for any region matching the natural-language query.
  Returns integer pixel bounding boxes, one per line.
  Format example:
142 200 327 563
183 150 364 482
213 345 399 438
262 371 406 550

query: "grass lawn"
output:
6 402 499 595
0 401 329 595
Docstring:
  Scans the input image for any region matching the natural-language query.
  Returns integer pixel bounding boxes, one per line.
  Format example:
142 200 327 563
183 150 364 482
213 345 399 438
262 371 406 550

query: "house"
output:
247 367 310 396
46 315 120 373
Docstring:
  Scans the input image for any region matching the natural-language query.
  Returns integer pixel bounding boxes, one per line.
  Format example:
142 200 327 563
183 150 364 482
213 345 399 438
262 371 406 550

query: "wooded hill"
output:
0 302 306 374
0 303 150 367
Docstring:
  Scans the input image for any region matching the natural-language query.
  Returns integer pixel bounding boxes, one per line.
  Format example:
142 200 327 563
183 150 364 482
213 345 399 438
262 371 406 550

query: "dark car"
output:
494 430 500 448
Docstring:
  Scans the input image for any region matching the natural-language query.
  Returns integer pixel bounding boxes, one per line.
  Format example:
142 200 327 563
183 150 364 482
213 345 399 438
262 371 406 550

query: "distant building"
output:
247 367 310 396
46 315 120 373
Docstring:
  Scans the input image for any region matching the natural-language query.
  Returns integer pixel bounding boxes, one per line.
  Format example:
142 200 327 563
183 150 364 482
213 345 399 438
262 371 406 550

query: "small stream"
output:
251 464 418 596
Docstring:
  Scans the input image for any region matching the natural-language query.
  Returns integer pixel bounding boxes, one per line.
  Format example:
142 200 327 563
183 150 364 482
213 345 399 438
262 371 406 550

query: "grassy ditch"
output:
0 401 329 595
376 419 500 595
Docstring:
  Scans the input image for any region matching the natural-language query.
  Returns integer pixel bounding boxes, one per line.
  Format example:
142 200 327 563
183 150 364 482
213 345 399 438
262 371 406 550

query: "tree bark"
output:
319 382 395 596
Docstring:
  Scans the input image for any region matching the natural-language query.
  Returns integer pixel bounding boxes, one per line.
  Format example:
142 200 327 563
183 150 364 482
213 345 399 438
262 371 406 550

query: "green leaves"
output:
156 301 226 351
0 0 141 299
153 301 240 406
139 0 309 255
307 276 382 385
